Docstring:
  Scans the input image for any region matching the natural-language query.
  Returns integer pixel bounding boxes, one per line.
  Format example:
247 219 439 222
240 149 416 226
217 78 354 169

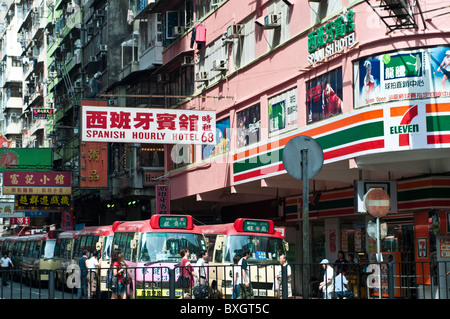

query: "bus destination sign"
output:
159 216 188 229
243 220 270 233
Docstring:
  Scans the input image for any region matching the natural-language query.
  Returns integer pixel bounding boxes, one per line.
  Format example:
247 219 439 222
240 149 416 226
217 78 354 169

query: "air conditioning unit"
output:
264 14 280 29
227 24 244 38
89 56 97 62
99 44 107 52
172 26 185 36
195 71 209 82
211 0 221 6
95 9 104 17
157 74 168 83
182 56 194 66
87 26 95 35
212 59 227 71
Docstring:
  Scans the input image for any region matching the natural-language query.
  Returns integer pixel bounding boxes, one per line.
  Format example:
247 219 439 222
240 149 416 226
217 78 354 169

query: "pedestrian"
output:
335 272 353 299
193 249 209 299
87 250 101 299
0 252 13 286
319 259 334 299
179 248 194 299
275 254 292 298
231 254 240 299
77 249 89 299
238 248 254 299
334 250 349 275
111 249 128 299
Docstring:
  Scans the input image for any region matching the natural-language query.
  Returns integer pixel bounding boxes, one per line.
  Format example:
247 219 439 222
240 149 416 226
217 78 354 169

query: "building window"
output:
140 144 164 167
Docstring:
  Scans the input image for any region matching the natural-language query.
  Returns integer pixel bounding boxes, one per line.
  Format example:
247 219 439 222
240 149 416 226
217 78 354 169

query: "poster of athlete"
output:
354 46 450 108
306 67 343 124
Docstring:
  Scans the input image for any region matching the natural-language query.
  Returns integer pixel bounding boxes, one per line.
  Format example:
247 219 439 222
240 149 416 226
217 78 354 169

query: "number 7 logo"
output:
417 237 428 259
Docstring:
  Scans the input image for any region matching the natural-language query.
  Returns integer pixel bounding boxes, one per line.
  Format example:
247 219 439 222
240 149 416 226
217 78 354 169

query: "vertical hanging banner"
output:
156 185 170 214
62 209 73 230
80 100 109 189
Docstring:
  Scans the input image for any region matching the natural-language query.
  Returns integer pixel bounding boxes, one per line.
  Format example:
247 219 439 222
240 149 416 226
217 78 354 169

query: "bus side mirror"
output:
130 239 137 249
96 242 102 250
66 244 72 251
284 240 289 252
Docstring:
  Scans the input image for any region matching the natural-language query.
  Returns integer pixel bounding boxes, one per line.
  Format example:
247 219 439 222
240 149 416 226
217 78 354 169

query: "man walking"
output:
319 259 334 299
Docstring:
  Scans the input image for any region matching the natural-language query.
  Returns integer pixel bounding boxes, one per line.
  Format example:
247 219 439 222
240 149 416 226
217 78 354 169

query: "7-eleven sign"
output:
417 237 428 259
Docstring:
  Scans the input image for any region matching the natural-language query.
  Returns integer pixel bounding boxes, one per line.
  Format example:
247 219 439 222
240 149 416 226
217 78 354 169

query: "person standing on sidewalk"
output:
77 250 89 299
87 250 101 299
0 252 13 286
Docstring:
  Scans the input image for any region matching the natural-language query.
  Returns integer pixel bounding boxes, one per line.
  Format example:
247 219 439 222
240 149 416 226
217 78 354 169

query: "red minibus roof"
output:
58 230 80 240
199 218 282 238
79 225 114 237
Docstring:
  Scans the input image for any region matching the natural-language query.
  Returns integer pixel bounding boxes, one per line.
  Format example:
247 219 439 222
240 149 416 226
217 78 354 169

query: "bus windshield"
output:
41 240 56 259
138 232 206 263
224 235 285 264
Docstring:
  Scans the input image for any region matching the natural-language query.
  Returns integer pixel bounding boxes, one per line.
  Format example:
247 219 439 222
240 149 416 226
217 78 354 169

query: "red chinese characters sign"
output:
81 106 216 145
3 171 71 195
156 185 170 214
80 141 108 188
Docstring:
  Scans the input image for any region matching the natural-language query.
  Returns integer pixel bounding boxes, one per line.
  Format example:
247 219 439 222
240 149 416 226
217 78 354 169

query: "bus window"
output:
205 235 216 263
224 235 284 264
34 242 41 258
41 241 56 259
138 233 205 263
102 236 113 261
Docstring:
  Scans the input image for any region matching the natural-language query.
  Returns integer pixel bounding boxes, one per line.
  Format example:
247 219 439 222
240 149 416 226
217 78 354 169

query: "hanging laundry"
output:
195 23 206 49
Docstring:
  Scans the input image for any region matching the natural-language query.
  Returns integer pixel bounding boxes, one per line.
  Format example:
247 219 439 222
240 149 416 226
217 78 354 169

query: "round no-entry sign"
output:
364 188 391 218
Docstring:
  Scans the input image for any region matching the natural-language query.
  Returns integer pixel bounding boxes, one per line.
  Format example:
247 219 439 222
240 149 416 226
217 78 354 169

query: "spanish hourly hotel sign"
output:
81 106 216 145
307 9 356 65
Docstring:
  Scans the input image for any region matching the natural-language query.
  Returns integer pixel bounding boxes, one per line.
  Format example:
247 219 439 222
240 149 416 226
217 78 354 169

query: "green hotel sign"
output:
307 9 356 65
0 148 52 171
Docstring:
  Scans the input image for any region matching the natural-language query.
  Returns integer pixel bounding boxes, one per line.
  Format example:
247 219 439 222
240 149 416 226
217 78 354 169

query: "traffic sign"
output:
282 135 323 180
364 188 391 218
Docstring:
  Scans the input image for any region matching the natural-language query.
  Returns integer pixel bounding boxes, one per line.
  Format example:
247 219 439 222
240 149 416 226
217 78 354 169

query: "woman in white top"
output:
437 50 450 90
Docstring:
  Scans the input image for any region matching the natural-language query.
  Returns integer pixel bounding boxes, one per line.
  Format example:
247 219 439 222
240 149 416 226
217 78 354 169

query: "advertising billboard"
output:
268 87 298 136
354 46 450 108
0 148 52 171
306 68 343 124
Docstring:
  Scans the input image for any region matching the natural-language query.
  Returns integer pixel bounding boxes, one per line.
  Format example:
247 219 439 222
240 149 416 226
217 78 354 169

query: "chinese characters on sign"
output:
32 108 54 120
354 46 450 108
156 185 170 214
0 202 22 218
81 106 216 145
2 171 71 195
15 194 72 210
80 141 108 188
307 9 356 65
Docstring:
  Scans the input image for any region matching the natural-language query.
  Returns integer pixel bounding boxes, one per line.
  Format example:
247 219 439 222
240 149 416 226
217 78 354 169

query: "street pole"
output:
376 217 382 299
302 149 310 299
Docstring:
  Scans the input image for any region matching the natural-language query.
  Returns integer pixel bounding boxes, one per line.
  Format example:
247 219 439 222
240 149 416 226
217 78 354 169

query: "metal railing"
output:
0 261 449 299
